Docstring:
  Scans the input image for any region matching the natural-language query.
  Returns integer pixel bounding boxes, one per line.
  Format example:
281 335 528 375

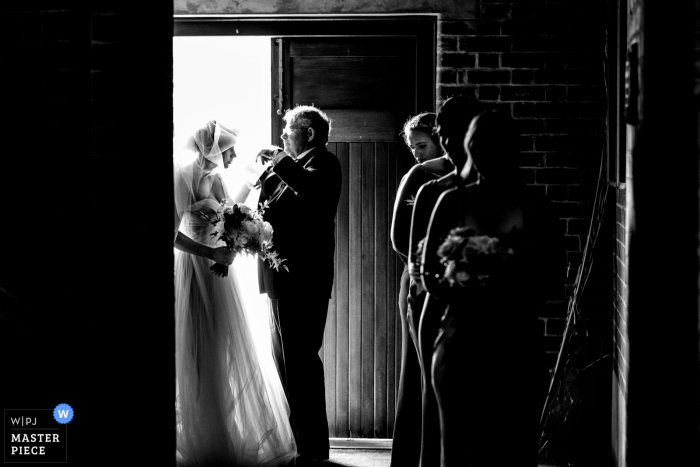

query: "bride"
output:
174 120 297 466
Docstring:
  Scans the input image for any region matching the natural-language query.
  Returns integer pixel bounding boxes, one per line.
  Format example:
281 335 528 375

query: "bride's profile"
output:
174 120 297 466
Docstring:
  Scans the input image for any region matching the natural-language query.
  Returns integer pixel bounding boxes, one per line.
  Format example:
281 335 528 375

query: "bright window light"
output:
174 36 274 364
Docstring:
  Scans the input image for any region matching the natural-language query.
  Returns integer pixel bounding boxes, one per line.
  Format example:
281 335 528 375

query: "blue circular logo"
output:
53 404 73 424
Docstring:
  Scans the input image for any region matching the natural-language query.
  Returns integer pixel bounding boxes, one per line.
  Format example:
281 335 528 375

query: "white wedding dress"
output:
175 172 296 466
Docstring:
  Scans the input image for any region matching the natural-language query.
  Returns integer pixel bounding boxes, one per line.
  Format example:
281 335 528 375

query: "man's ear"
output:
307 127 315 143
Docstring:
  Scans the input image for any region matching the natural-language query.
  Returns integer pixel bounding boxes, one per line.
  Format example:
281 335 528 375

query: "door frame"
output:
173 14 436 440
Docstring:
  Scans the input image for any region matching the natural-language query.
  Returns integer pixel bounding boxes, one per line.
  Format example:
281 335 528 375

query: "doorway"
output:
174 15 437 439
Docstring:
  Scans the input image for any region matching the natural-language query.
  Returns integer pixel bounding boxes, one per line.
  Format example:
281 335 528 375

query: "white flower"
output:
243 220 261 235
239 204 252 215
259 222 274 243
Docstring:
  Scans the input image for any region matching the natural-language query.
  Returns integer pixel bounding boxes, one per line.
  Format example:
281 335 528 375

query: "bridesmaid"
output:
408 96 484 467
423 110 563 466
389 112 450 467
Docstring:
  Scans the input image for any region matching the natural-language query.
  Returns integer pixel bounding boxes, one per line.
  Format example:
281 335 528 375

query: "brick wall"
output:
436 0 611 374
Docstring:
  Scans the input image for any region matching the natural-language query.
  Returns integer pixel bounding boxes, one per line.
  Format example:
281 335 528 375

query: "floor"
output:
324 449 609 467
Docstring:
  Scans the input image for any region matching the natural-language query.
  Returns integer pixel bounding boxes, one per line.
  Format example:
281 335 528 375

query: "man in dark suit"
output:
257 105 342 466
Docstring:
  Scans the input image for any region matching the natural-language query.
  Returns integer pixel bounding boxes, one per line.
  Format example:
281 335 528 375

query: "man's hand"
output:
272 149 291 166
256 148 277 165
212 247 235 266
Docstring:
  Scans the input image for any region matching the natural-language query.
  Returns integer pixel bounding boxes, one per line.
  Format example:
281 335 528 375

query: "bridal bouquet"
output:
436 227 514 288
209 199 288 278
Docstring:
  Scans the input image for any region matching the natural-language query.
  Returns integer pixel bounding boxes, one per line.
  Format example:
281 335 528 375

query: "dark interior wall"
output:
624 0 700 465
4 3 174 463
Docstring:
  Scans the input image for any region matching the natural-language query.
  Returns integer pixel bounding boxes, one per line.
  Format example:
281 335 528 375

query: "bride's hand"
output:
408 262 425 292
194 209 218 223
212 247 234 266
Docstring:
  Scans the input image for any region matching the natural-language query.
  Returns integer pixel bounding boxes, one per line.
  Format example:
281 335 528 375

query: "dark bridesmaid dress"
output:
424 183 562 467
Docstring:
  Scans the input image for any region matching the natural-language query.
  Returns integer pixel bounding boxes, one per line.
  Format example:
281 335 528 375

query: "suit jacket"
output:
257 146 342 299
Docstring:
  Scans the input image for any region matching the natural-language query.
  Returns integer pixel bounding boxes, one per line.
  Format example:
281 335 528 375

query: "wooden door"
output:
271 37 417 438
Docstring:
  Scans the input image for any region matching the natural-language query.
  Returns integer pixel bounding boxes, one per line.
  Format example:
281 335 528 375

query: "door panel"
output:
325 109 396 142
273 36 420 439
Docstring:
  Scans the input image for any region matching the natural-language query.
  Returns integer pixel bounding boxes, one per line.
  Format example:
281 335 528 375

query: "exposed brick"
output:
563 235 581 251
546 185 567 200
545 53 567 69
440 20 478 36
467 70 511 84
479 86 500 100
545 85 566 102
516 135 535 151
536 135 601 152
536 169 581 185
545 352 559 370
481 4 510 21
461 36 511 52
525 185 546 199
543 335 564 352
566 250 583 266
501 85 545 101
439 85 476 100
546 153 601 169
545 119 604 135
519 168 536 184
441 52 476 68
512 36 570 52
567 85 603 101
501 52 545 68
512 69 534 84
546 318 567 336
519 153 545 167
478 21 501 36
479 53 500 68
440 36 459 52
501 19 564 37
581 168 600 186
540 69 602 85
556 219 568 236
513 102 604 118
439 69 458 85
567 52 601 69
586 318 613 337
514 118 546 134
567 219 587 235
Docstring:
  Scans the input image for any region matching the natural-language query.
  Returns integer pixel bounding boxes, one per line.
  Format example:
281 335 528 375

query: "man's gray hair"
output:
283 105 332 146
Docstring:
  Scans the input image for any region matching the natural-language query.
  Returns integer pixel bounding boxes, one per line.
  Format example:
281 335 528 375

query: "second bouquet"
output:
209 199 288 278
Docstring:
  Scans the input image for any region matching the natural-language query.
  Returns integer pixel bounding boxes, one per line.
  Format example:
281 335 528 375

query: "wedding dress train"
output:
175 196 296 466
